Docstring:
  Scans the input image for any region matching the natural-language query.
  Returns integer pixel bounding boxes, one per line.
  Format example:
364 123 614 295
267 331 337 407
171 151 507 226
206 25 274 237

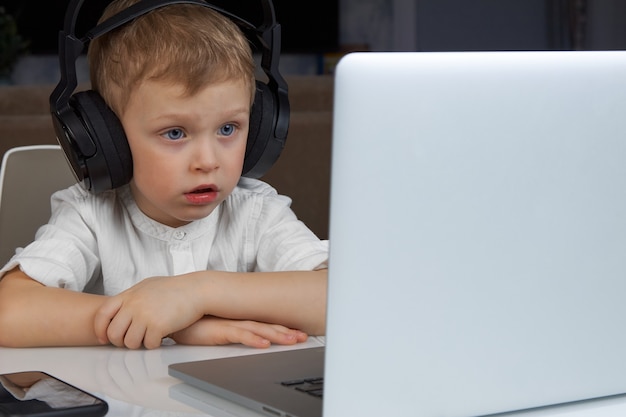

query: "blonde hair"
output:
88 0 256 114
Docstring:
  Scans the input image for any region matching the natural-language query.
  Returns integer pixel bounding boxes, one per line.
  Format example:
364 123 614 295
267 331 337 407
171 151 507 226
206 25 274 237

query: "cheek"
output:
238 140 247 160
127 140 168 181
233 143 248 172
237 142 246 166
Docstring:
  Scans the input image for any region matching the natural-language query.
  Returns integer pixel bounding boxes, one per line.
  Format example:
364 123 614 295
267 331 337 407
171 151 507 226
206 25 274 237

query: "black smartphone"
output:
0 371 108 417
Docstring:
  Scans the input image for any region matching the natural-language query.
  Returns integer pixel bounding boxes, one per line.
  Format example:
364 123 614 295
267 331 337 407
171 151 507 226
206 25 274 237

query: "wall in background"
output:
4 0 339 54
340 0 626 52
585 0 626 50
7 0 626 84
6 0 338 84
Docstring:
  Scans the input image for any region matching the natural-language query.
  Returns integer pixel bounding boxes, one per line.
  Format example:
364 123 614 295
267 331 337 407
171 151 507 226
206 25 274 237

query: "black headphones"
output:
50 0 290 193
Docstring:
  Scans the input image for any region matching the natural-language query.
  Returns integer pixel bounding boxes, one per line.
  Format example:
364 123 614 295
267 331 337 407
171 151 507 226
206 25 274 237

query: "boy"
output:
0 0 328 349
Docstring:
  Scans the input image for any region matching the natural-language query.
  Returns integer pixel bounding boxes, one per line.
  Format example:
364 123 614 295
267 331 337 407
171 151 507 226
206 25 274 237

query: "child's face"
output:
119 78 251 227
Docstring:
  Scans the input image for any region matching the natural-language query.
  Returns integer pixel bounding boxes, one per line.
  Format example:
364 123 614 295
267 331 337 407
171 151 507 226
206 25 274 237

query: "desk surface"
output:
0 338 325 417
2 338 626 417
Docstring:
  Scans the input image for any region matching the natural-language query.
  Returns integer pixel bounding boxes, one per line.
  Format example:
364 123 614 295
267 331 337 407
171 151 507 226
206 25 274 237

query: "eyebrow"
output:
149 106 251 124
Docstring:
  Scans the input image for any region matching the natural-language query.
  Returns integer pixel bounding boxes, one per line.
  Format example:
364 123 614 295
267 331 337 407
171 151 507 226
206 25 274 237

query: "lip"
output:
184 184 220 205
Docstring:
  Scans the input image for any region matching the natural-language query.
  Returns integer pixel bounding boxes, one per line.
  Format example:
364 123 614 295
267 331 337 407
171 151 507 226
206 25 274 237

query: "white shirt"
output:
0 178 328 295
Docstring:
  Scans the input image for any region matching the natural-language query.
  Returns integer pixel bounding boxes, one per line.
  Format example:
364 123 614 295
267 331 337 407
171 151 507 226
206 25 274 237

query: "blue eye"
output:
164 128 185 141
219 124 235 137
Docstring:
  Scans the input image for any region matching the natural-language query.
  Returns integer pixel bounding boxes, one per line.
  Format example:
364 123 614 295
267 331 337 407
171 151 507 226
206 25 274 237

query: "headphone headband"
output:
85 0 257 38
51 0 284 113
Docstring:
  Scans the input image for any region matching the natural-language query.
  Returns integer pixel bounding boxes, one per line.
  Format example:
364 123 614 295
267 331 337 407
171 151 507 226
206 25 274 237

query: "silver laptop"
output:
169 50 626 417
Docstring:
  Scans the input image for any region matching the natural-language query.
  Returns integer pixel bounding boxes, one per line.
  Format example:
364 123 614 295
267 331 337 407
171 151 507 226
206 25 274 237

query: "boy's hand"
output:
94 275 204 349
169 316 308 348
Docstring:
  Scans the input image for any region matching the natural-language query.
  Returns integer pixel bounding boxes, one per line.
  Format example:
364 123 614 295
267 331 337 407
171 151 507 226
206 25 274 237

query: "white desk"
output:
0 338 325 417
2 338 626 417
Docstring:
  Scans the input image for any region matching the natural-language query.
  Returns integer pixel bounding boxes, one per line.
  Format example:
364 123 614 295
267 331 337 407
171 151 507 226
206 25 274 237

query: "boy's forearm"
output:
190 269 328 336
0 269 106 347
0 268 329 348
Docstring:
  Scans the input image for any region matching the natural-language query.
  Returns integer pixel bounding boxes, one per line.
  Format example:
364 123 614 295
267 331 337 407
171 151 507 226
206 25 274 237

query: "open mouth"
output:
184 184 220 204
189 187 214 194
186 184 218 195
184 185 219 204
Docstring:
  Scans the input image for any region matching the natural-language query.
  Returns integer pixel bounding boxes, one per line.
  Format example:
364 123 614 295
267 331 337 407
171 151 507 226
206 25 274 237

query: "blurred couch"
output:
0 75 334 239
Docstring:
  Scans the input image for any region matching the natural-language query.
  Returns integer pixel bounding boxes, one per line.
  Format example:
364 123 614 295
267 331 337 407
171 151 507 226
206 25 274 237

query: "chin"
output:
180 206 217 222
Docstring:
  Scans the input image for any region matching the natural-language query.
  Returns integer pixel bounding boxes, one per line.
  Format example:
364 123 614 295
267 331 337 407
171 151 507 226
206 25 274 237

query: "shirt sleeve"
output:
255 202 329 271
0 185 101 291
232 178 329 272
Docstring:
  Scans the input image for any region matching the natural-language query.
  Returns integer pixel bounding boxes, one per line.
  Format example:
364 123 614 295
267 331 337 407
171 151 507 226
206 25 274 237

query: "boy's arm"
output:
0 267 326 349
0 268 106 347
95 269 328 349
195 269 328 334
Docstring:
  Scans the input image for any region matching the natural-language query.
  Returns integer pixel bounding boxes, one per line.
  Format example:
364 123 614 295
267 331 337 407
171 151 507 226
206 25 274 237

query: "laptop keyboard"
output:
280 377 324 398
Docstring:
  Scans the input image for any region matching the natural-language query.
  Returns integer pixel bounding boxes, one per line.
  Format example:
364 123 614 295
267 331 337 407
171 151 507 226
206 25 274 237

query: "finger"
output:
106 311 133 348
266 330 303 345
223 327 271 348
143 327 168 350
122 321 148 350
295 330 309 343
278 328 308 343
93 297 122 344
240 322 308 345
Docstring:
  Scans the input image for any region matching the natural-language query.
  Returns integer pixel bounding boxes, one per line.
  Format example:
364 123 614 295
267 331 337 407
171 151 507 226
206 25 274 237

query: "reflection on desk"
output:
0 337 325 417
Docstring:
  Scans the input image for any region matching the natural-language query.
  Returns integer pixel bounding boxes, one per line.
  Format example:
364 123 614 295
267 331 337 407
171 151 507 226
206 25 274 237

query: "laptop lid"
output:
323 51 626 417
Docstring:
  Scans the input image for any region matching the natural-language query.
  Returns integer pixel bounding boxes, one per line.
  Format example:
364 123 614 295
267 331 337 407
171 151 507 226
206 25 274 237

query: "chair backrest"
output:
0 145 76 266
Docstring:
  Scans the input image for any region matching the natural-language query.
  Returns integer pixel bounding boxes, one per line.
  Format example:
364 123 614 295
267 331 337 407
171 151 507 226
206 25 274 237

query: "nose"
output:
191 140 220 172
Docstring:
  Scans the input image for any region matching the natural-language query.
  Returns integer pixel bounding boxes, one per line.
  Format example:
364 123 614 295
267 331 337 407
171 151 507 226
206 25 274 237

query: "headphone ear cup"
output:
70 91 133 192
243 80 284 178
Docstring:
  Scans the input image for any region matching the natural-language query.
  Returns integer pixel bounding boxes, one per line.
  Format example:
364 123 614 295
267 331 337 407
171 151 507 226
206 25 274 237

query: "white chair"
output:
0 145 77 266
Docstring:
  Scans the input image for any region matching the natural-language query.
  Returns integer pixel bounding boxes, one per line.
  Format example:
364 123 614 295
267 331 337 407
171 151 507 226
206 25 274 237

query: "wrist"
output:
183 270 225 317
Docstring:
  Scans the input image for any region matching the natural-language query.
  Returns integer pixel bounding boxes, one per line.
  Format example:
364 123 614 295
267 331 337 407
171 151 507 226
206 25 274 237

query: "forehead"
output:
115 75 254 112
122 78 253 120
131 77 252 100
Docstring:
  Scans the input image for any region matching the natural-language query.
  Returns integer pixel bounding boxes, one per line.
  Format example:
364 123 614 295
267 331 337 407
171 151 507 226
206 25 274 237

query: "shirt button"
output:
173 231 186 240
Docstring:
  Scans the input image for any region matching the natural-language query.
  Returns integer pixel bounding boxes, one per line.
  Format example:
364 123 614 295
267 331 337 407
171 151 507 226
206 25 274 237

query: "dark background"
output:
2 0 340 54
